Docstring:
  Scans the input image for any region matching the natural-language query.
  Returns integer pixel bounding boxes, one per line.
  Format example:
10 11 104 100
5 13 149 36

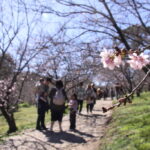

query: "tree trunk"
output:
0 106 18 134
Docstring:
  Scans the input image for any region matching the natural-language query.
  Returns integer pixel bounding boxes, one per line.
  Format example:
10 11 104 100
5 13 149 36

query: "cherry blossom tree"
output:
0 0 53 133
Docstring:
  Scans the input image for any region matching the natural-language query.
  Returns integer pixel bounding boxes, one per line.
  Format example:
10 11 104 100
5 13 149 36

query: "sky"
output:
1 0 150 48
0 0 150 80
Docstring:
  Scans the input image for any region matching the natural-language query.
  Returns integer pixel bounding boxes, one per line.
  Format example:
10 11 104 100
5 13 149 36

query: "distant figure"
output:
90 83 97 104
85 84 96 114
96 88 103 100
68 93 78 131
49 80 68 132
36 77 51 130
115 83 124 99
103 87 109 100
76 82 85 114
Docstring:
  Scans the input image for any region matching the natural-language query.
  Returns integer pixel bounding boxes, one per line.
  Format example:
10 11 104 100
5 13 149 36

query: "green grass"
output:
0 104 50 139
100 92 150 150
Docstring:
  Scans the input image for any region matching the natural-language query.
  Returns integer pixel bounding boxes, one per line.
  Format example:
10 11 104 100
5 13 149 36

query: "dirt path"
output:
0 100 112 150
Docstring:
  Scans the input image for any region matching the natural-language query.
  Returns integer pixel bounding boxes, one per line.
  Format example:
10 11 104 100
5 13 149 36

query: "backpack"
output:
53 88 65 105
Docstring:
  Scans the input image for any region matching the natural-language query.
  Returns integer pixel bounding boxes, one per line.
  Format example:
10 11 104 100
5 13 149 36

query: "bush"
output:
19 102 30 108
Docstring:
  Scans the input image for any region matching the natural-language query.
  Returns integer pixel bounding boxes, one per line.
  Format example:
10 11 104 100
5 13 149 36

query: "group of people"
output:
76 82 97 115
34 77 100 132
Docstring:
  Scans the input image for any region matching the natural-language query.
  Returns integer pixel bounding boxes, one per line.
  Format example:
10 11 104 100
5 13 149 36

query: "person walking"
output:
85 84 95 114
76 82 85 114
90 83 97 105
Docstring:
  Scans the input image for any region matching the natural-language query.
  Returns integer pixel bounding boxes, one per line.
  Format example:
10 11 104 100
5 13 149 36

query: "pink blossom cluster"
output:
0 79 16 99
100 49 149 70
127 53 149 70
100 49 123 70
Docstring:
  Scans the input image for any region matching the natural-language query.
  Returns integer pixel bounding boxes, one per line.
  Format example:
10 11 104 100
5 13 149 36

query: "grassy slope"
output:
100 92 150 150
0 104 50 139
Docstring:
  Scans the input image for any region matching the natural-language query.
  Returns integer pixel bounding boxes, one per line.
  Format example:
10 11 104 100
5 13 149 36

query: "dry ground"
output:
0 99 112 150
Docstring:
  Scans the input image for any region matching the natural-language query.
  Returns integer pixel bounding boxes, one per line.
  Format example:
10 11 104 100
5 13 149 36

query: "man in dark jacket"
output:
36 77 51 130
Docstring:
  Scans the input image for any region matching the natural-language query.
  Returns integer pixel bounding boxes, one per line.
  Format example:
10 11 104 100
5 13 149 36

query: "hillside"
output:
100 92 150 150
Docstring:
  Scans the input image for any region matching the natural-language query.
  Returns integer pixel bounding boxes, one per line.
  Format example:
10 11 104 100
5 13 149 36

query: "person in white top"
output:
34 78 44 105
68 93 78 131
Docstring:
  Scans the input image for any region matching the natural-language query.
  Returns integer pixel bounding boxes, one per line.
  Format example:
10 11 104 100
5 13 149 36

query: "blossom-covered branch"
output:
0 79 17 109
100 47 150 70
102 68 150 113
100 46 150 113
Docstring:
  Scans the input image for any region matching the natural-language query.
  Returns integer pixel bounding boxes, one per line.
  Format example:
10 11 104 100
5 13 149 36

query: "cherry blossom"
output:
100 50 116 70
0 79 17 100
100 48 149 70
127 53 149 70
100 49 123 70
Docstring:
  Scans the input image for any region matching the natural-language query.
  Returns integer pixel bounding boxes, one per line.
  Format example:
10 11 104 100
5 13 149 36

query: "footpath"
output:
0 99 112 150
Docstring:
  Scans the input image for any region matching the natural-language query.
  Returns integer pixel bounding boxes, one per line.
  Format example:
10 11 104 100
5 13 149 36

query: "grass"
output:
0 103 51 140
100 92 150 150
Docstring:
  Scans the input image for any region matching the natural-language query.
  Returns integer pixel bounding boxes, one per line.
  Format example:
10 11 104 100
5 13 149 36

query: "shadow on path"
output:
0 100 113 150
73 130 94 138
0 138 57 150
43 131 87 144
0 129 94 150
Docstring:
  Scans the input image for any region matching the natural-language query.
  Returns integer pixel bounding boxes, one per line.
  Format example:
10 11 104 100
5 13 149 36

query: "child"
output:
68 93 78 131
